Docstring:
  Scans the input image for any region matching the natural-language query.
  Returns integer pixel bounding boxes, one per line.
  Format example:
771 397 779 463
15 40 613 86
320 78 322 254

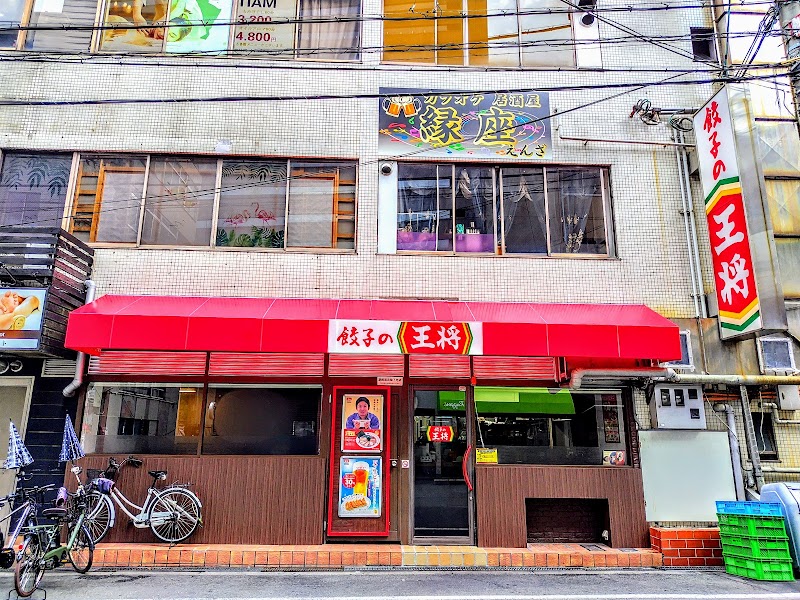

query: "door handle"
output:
462 444 473 491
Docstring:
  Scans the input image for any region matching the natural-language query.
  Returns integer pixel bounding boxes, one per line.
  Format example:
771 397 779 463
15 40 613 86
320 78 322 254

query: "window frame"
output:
9 0 103 52
752 411 779 461
90 0 362 61
394 161 615 258
662 330 694 370
62 153 358 253
757 336 798 373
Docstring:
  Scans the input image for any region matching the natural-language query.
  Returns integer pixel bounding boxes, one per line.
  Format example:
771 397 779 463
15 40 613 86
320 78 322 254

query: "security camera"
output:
9 360 22 373
380 163 393 176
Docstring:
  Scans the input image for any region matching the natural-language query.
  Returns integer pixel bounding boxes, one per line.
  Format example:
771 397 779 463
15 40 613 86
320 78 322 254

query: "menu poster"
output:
602 395 621 444
341 393 384 453
338 456 382 518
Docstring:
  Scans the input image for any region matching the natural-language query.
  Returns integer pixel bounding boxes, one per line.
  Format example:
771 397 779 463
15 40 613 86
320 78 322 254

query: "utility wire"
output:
0 69 783 231
0 69 789 107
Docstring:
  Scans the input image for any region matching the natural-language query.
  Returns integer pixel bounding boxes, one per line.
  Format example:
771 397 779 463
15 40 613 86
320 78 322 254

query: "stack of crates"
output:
716 501 795 581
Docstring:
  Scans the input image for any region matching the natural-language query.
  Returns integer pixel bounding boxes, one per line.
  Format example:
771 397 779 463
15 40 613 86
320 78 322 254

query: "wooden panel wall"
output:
475 465 649 549
80 455 326 544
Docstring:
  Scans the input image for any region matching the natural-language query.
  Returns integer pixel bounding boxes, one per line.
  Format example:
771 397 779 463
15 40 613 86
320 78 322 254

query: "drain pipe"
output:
657 373 800 386
568 368 673 389
713 403 746 500
63 280 96 398
760 403 800 425
739 386 766 492
674 131 703 320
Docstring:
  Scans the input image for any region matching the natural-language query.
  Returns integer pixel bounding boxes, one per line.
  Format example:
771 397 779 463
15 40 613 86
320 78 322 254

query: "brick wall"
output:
650 527 723 567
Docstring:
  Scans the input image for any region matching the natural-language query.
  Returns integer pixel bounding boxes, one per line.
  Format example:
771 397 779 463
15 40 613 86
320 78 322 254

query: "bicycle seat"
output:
41 507 68 520
148 470 167 480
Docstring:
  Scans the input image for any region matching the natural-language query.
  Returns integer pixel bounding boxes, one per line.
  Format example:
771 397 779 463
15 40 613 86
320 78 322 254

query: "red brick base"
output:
650 527 723 567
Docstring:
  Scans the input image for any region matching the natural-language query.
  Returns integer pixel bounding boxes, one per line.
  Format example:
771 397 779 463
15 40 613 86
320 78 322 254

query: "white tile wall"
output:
0 0 719 317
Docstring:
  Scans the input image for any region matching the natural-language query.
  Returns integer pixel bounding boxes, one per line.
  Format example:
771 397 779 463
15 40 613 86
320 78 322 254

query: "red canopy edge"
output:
65 295 682 361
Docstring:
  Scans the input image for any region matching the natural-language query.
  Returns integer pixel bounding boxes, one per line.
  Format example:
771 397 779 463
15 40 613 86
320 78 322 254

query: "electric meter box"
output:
650 384 707 429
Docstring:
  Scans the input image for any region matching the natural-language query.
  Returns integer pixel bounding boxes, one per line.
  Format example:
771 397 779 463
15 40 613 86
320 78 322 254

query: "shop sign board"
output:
426 425 454 442
338 456 382 518
341 393 384 453
232 0 297 52
0 289 46 350
377 376 403 387
329 320 483 355
475 448 498 464
692 87 762 339
379 88 553 160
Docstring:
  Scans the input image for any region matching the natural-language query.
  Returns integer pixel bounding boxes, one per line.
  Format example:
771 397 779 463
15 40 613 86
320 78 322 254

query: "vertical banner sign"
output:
693 87 762 338
338 456 382 518
233 0 297 52
341 394 384 453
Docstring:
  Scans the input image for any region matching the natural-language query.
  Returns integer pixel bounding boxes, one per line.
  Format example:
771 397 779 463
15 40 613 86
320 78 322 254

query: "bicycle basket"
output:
93 477 115 494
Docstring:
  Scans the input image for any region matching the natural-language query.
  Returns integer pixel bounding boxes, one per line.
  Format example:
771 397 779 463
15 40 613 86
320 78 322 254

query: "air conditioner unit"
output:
758 337 797 374
650 384 707 429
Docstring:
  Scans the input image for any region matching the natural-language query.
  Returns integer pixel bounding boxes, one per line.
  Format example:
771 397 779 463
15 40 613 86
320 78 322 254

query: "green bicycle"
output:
14 475 94 597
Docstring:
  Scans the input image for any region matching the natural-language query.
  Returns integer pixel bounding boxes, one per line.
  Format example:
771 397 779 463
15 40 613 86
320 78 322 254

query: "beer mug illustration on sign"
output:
352 461 370 497
383 95 421 118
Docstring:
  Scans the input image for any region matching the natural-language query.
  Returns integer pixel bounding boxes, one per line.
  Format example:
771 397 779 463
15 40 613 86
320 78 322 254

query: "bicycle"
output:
85 456 202 544
14 474 95 597
0 478 55 569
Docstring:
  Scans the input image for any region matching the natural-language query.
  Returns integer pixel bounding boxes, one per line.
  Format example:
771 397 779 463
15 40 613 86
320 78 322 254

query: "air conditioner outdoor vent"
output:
758 337 797 374
41 359 77 378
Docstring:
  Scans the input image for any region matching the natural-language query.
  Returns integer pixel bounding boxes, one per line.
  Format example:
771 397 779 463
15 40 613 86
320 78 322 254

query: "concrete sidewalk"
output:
91 543 664 569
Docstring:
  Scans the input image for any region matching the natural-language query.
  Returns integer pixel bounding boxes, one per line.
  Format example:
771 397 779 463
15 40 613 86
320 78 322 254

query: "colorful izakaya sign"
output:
426 426 454 442
692 87 762 338
378 88 553 160
328 320 483 355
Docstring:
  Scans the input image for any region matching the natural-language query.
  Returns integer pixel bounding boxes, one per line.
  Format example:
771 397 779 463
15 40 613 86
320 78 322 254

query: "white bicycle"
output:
84 456 202 544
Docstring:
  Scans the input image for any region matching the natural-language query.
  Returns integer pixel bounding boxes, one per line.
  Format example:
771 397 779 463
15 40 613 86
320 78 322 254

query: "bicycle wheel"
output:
14 536 44 598
85 490 113 543
67 524 94 574
148 488 202 543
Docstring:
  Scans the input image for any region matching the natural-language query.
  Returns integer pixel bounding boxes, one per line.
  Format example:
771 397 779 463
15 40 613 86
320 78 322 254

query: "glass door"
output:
411 387 474 544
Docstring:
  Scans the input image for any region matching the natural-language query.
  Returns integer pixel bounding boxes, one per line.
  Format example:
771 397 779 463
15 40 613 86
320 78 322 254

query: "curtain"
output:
297 0 361 60
548 168 600 253
501 168 546 253
0 153 71 227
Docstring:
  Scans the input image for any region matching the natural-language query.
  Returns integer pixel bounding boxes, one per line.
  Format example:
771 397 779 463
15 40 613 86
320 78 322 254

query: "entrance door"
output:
0 378 34 536
411 387 474 544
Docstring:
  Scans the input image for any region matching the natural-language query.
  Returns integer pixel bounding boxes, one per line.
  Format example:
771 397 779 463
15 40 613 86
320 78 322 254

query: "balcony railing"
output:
0 227 94 357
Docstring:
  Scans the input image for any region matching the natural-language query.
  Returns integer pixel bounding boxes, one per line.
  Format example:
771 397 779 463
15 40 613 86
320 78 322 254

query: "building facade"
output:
0 0 798 547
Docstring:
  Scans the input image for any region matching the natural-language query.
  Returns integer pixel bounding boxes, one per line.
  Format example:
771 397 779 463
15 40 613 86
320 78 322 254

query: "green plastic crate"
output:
723 555 795 581
720 534 792 561
717 513 789 539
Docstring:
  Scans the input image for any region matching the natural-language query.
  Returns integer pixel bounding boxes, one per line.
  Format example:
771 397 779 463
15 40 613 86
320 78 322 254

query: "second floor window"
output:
383 0 575 67
64 154 357 249
0 153 72 227
393 162 613 256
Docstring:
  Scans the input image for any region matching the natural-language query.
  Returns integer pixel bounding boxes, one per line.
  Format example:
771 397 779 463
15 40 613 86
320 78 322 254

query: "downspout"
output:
713 403 746 500
63 280 96 398
739 385 765 492
674 132 703 321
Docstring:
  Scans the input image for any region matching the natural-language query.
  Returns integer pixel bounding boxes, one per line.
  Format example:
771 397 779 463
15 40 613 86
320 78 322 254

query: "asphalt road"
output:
1 568 800 600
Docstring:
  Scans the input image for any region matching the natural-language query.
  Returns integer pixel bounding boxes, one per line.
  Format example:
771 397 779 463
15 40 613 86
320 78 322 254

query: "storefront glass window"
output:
81 384 204 455
0 153 72 228
297 0 361 60
70 155 147 243
0 0 25 48
286 162 356 249
203 386 320 455
23 0 95 51
395 163 612 256
217 161 287 248
474 390 627 466
384 0 575 66
141 157 217 246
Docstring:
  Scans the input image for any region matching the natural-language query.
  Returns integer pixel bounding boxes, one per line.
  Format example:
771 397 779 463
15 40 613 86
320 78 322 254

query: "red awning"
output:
65 295 681 361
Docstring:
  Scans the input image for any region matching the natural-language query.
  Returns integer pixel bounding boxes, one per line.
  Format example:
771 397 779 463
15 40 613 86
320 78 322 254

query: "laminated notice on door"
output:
475 448 498 464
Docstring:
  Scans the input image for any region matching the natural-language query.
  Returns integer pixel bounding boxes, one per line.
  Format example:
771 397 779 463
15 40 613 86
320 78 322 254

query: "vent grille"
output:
409 355 471 379
88 351 207 376
472 356 558 381
208 353 324 377
328 355 404 377
41 359 77 378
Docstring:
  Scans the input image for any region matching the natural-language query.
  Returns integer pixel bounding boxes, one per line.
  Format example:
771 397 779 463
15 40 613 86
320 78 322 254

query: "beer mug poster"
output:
341 393 384 453
339 456 382 518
